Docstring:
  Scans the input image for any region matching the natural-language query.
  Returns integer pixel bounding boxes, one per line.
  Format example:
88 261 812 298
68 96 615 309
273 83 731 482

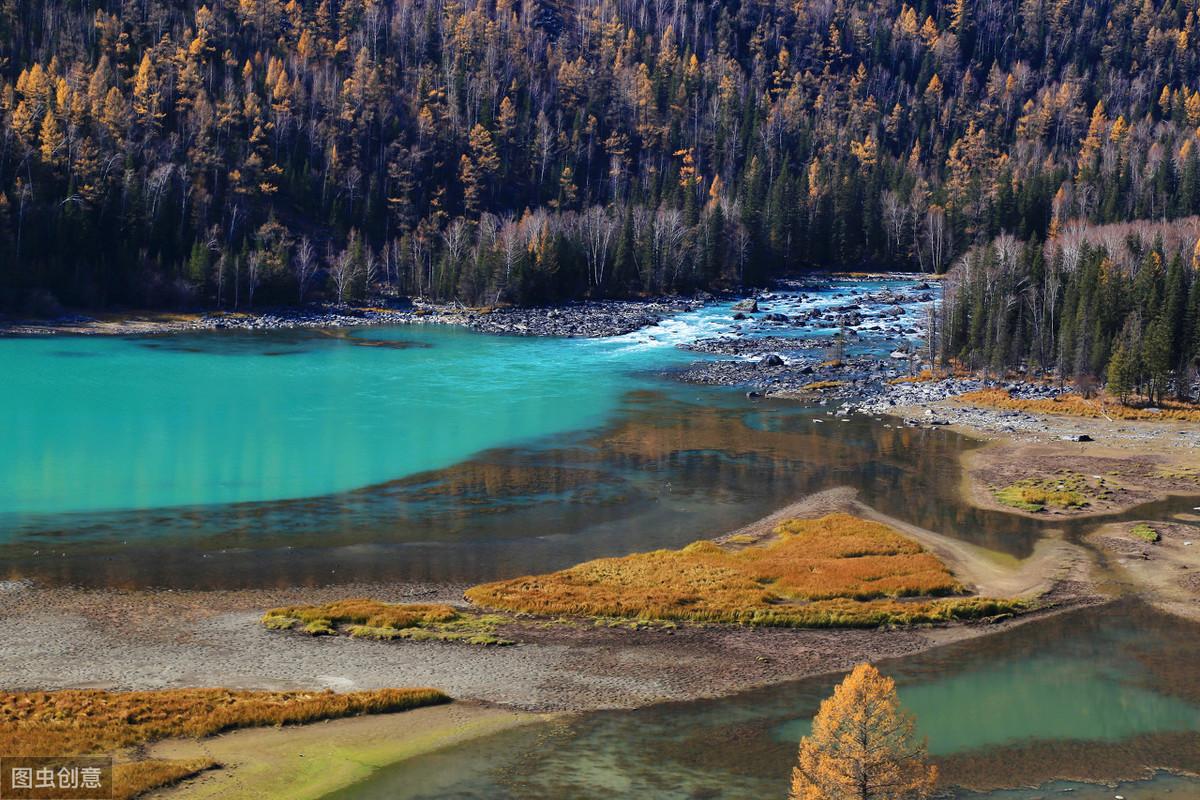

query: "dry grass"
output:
799 380 846 391
262 599 513 645
959 388 1200 422
467 513 1023 628
889 369 938 384
0 687 448 799
113 760 216 800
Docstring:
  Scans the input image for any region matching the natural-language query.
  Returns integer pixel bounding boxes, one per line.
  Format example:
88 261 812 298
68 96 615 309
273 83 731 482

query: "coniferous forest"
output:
2 0 1200 389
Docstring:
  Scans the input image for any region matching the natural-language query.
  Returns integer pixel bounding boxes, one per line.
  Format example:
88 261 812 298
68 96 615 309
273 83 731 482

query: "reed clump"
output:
467 513 1022 627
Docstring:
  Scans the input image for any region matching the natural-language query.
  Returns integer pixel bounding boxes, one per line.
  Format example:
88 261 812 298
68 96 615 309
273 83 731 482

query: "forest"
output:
941 219 1200 401
3 0 1200 360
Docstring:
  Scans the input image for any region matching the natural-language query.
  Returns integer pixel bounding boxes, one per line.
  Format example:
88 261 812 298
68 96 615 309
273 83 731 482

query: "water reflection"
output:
4 386 1197 589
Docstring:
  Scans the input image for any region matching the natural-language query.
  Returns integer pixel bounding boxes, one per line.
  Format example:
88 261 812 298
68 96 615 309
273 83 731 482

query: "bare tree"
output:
922 205 953 274
246 251 262 308
579 205 617 290
293 236 317 303
329 247 358 304
653 206 688 290
881 189 909 257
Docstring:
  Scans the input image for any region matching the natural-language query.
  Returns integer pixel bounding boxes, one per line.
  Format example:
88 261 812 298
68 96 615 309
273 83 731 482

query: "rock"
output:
1060 434 1093 442
758 354 785 367
731 298 759 312
763 312 789 322
732 312 747 320
746 390 762 399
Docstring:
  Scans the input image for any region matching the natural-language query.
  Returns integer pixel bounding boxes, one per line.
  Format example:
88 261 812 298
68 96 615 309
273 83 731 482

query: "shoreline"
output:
0 484 1097 714
0 296 708 340
867 395 1200 621
146 701 548 800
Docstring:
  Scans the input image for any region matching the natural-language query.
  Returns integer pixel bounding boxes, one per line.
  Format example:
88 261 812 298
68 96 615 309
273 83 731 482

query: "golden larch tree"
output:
790 663 936 800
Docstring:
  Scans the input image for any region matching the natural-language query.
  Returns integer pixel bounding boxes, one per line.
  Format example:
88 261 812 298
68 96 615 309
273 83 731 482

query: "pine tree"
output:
1106 342 1133 404
791 663 936 800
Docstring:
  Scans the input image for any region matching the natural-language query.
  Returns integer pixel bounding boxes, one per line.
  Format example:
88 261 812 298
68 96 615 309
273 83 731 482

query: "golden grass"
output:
113 760 216 800
889 369 938 384
959 388 1200 422
467 513 1023 628
262 599 513 645
0 687 449 799
799 380 846 391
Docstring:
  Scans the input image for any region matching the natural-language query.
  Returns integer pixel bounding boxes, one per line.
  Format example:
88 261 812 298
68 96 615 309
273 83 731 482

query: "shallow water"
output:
330 602 1200 799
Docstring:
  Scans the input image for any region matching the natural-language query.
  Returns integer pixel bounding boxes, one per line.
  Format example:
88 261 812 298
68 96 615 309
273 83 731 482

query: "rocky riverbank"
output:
0 296 707 339
665 276 939 398
674 352 914 401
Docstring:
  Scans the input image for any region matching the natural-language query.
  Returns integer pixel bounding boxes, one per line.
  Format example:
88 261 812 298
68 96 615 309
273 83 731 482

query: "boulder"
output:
758 353 785 367
732 298 759 312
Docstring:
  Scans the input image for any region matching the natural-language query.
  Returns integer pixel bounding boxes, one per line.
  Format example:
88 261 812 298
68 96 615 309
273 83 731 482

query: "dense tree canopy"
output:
4 0 1200 310
941 218 1200 400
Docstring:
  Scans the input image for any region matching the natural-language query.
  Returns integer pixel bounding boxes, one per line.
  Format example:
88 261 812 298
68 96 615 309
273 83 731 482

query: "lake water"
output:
330 602 1200 799
3 279 1198 797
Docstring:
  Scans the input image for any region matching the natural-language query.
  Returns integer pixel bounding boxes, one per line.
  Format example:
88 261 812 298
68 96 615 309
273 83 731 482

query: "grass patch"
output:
993 471 1111 512
0 687 448 799
960 389 1200 422
466 513 1023 628
800 380 846 391
262 600 514 646
889 369 938 384
1131 523 1161 543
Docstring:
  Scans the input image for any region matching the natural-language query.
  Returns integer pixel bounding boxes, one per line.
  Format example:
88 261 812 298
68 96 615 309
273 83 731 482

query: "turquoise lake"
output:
0 326 681 516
